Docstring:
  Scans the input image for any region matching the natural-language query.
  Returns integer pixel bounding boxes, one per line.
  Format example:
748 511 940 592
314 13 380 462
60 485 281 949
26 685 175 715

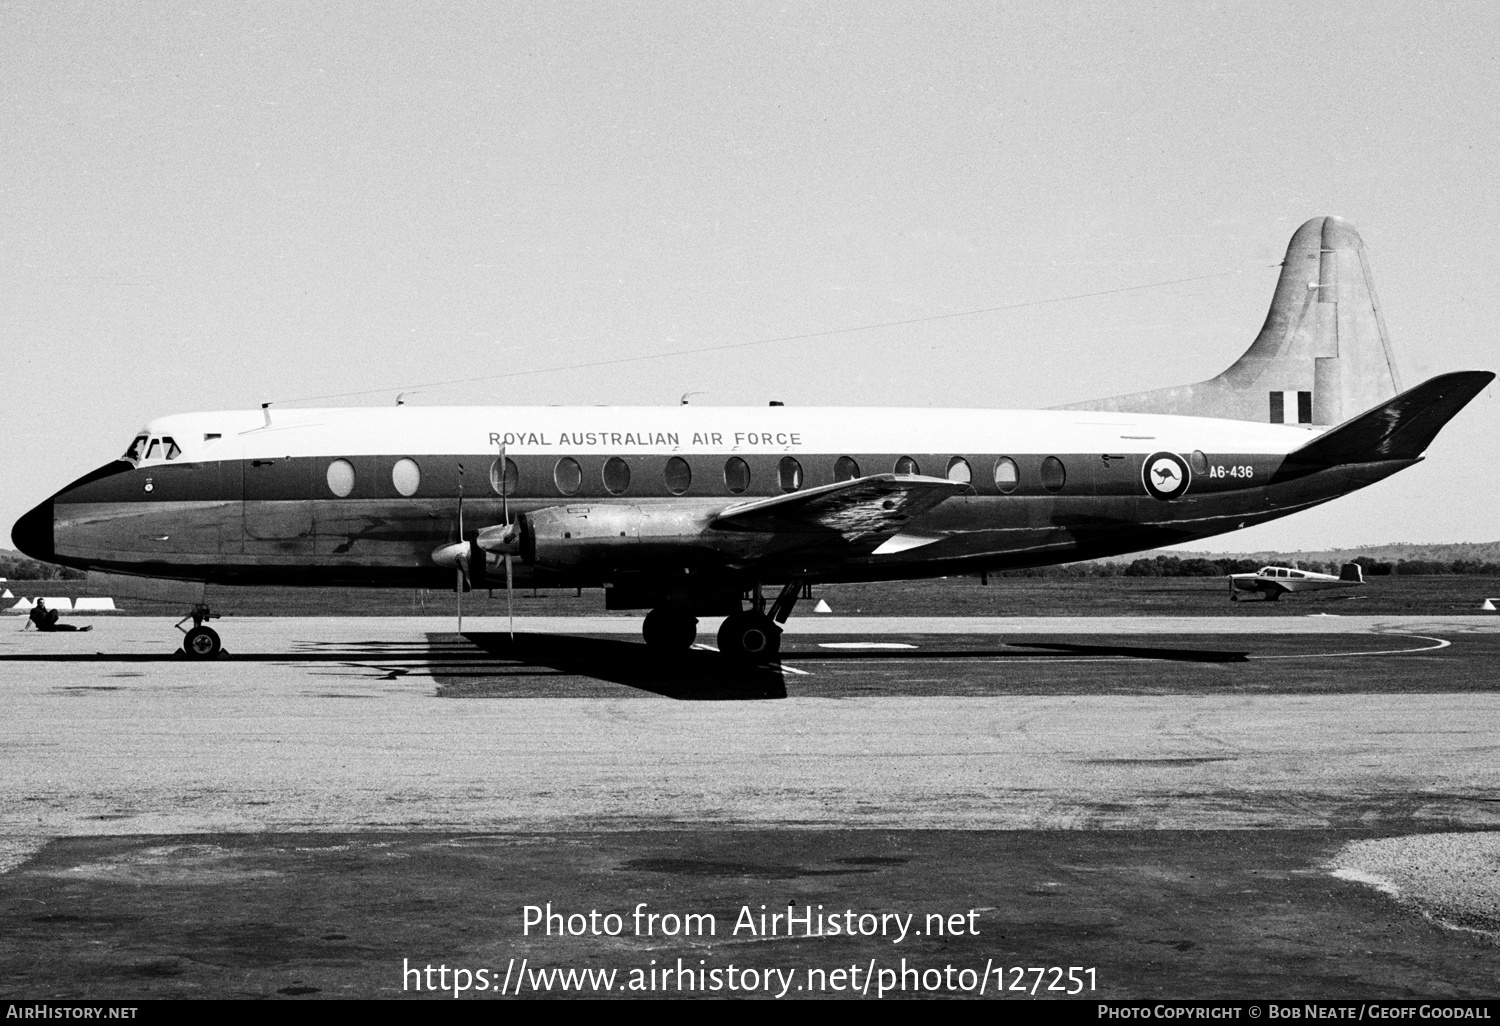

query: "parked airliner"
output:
11 217 1492 662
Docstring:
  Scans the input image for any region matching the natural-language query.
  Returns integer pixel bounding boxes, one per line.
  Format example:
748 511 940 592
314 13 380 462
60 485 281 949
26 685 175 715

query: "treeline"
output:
1000 555 1500 579
0 553 85 581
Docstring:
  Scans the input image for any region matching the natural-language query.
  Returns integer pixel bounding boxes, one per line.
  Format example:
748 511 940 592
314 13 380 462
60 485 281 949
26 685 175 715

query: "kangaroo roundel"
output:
1143 452 1191 501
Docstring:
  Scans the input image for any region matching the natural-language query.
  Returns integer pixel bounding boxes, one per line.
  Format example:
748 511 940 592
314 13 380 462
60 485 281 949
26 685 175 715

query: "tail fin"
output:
1338 562 1364 584
1283 370 1494 466
1061 216 1403 424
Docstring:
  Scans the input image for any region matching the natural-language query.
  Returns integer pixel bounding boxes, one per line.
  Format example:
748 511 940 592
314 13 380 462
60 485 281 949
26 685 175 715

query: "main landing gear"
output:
176 605 223 659
642 606 698 651
639 580 804 665
716 580 804 665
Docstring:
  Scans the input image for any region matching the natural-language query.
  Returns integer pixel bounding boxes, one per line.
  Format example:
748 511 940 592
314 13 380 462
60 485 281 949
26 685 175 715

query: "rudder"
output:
1061 216 1402 425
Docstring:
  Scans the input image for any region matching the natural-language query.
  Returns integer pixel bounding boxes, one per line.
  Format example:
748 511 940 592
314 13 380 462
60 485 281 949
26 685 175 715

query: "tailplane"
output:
1282 370 1493 466
1062 216 1403 424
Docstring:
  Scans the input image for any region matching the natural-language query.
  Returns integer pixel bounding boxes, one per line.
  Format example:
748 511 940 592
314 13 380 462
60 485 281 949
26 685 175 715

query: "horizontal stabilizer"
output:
1286 370 1493 466
712 474 971 553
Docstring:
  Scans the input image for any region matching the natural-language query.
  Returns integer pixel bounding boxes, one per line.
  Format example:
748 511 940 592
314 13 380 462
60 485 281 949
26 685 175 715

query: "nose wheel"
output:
176 605 224 659
183 625 222 659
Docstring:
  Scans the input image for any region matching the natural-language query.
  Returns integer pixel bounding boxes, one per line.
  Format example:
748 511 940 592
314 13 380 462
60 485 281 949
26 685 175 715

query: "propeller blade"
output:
505 554 514 639
457 464 465 635
499 442 508 526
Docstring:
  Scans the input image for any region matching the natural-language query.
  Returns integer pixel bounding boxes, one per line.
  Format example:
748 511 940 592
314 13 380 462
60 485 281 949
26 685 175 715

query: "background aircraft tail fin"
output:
1060 216 1403 424
1282 370 1493 466
1339 562 1364 584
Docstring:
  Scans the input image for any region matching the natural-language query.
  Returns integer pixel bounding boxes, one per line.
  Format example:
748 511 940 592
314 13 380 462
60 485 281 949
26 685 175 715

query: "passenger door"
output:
242 456 314 556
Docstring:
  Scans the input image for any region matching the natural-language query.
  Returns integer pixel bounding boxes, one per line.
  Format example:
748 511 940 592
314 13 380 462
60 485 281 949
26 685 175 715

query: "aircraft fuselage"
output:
15 404 1412 601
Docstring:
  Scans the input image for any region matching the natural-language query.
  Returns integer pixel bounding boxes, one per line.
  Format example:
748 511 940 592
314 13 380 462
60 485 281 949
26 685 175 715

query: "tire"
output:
643 608 697 651
716 612 782 664
183 626 222 659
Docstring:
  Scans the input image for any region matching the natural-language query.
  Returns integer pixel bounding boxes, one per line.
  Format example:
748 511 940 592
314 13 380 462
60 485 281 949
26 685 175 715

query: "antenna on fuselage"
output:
260 403 272 428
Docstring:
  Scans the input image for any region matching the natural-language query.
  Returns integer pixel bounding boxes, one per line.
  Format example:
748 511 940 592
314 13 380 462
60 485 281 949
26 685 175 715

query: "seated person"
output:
27 598 91 632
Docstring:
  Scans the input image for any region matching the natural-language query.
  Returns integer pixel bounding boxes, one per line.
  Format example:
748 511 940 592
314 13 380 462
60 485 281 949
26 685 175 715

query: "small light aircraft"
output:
10 217 1493 662
1227 562 1365 601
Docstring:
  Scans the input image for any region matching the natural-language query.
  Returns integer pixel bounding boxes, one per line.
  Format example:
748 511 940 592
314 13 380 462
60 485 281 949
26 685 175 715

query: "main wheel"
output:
716 612 781 664
643 607 697 651
183 625 222 659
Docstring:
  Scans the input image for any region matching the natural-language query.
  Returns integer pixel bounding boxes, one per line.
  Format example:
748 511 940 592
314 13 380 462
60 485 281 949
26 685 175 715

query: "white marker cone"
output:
813 599 833 613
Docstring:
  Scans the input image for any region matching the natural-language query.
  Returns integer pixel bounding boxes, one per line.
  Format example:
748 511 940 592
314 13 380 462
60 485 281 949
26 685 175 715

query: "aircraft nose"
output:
11 498 55 562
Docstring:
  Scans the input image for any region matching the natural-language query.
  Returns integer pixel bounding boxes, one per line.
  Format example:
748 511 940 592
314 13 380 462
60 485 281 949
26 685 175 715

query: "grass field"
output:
7 574 1499 618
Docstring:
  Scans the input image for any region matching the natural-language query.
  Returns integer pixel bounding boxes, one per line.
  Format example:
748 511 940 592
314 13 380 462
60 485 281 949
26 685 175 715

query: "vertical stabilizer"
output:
1060 216 1403 424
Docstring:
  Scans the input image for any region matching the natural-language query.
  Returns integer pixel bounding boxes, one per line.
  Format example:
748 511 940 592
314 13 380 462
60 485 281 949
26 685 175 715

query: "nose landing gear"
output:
176 605 223 659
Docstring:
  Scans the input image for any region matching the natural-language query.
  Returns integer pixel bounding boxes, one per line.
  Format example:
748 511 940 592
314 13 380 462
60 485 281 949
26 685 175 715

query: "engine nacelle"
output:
523 503 739 571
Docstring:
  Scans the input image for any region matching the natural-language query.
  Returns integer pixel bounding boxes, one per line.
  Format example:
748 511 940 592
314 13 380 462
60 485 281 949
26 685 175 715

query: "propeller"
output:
430 448 522 639
456 464 466 634
501 444 513 637
494 442 515 638
431 464 477 635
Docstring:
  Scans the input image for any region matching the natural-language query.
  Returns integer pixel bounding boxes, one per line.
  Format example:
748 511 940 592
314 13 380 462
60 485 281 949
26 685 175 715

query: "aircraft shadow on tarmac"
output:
457 632 788 701
995 642 1248 663
781 642 1250 663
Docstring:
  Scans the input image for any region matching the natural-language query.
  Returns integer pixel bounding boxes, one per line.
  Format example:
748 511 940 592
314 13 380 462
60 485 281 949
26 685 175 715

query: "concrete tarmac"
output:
1 615 1497 999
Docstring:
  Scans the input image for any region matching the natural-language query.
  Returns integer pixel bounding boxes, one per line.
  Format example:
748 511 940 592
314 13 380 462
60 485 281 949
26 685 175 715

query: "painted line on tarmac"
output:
1250 634 1452 660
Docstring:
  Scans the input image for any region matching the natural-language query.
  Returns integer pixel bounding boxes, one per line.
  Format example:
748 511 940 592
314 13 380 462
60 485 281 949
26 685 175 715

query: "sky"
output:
3 0 1496 551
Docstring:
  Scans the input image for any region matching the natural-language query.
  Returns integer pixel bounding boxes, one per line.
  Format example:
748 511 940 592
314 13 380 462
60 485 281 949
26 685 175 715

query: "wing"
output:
710 474 971 555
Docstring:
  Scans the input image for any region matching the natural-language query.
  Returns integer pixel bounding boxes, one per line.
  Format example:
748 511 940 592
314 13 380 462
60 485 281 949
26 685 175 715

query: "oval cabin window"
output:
1040 456 1066 493
778 456 803 492
993 457 1019 493
489 457 519 496
1190 450 1208 475
723 457 750 495
894 456 920 476
664 456 692 495
834 456 860 481
326 459 355 497
554 457 582 496
946 456 971 484
602 457 631 495
392 458 421 497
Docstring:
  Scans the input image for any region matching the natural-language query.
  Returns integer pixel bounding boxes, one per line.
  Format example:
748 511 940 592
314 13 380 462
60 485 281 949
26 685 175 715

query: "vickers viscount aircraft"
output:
11 216 1493 662
1227 562 1365 601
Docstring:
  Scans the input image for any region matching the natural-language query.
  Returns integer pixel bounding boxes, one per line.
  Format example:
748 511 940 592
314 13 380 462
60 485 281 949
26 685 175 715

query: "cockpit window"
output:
124 435 148 461
145 438 161 461
163 437 181 460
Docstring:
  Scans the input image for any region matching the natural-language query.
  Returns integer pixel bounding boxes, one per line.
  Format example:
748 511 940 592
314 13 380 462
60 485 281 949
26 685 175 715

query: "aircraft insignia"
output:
1142 451 1191 501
